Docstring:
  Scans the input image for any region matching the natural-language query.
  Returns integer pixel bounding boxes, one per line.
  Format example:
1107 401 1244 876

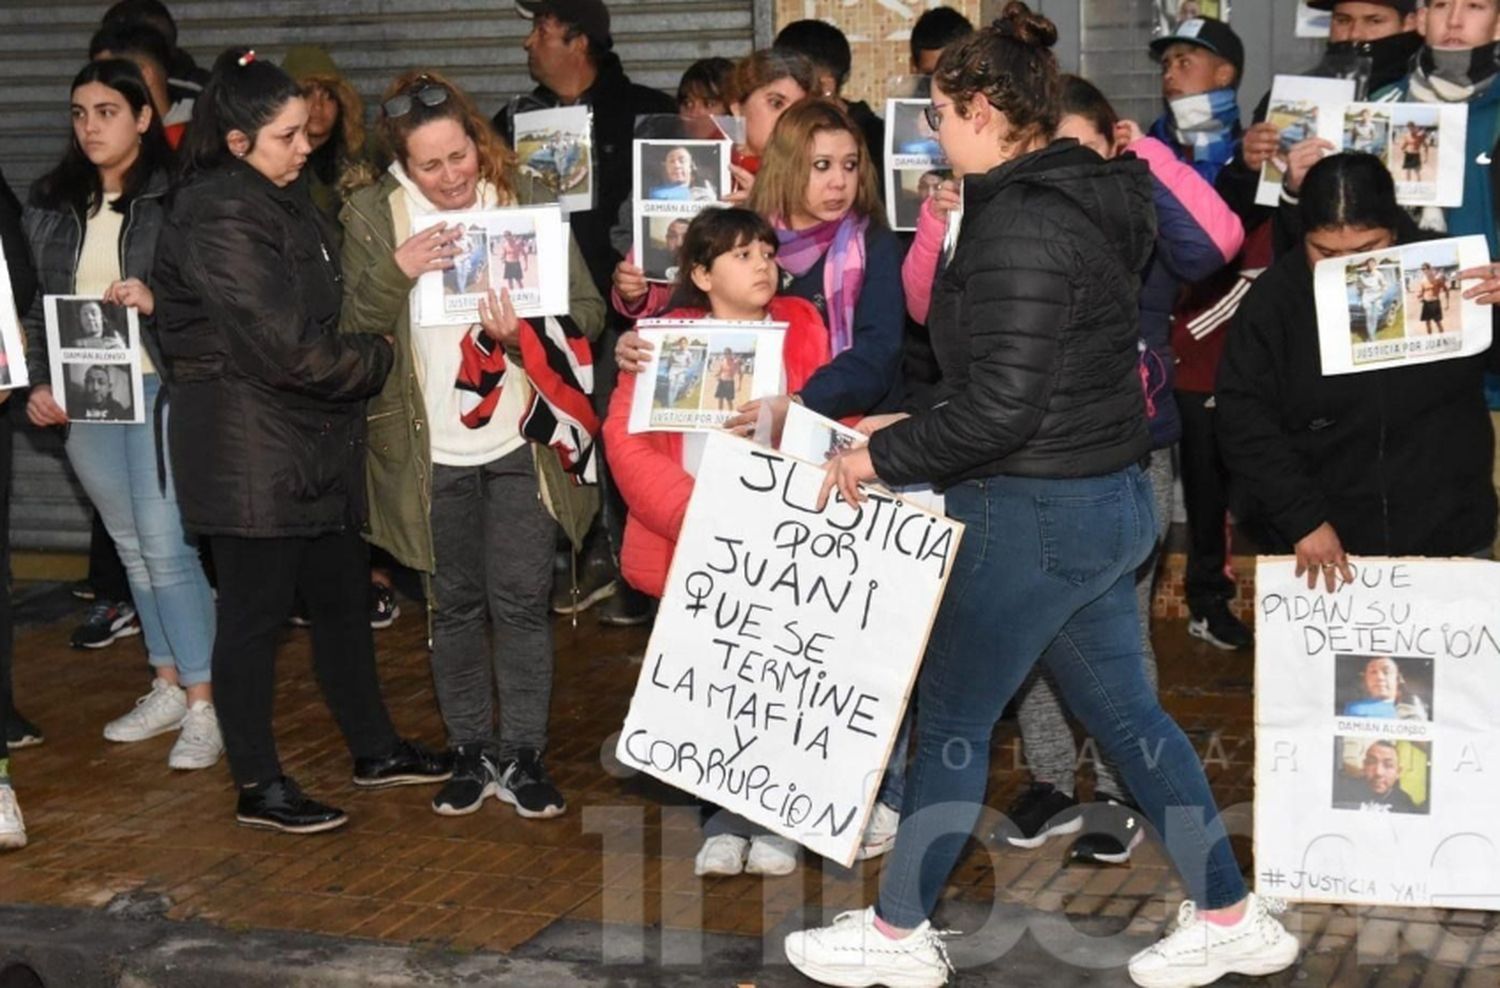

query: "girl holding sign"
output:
604 207 832 878
21 59 222 773
797 8 1298 987
339 70 604 822
1218 152 1498 590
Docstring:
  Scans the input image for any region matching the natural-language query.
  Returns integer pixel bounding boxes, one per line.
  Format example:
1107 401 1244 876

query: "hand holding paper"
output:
818 446 876 508
103 278 154 317
1293 521 1353 592
394 221 462 280
1457 262 1500 305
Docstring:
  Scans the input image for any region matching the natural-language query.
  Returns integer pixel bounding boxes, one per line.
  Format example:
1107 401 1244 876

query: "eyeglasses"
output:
923 101 950 131
383 81 450 118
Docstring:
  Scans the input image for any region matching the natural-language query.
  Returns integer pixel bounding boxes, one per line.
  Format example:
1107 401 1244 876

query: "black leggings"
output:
208 530 398 787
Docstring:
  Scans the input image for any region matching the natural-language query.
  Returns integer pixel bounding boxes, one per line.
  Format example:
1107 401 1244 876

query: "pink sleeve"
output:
609 248 673 320
901 198 946 325
1128 135 1245 262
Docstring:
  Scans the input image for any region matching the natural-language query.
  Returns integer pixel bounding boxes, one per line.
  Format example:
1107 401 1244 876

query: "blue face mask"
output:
1167 87 1240 135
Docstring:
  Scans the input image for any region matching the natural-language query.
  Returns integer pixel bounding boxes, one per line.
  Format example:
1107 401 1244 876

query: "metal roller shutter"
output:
0 0 757 552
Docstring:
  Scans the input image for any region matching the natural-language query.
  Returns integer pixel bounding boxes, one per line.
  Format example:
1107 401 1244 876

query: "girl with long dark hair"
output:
787 7 1297 986
152 49 449 834
21 59 221 772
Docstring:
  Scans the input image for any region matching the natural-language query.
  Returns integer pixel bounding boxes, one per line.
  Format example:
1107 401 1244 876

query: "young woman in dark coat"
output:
1218 152 1499 589
152 49 449 834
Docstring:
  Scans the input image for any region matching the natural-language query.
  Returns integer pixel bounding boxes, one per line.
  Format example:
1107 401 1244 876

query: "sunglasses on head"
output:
383 79 450 118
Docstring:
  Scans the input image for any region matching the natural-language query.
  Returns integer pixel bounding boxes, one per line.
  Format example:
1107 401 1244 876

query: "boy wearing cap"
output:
1146 17 1245 184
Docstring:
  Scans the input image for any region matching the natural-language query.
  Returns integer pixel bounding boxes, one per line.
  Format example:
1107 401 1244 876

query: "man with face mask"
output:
1146 17 1246 184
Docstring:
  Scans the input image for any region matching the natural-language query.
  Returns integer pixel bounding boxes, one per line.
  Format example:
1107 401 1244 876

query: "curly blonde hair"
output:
373 69 517 202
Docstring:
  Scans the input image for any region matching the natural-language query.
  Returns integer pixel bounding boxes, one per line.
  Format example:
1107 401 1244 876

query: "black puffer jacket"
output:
1217 242 1498 556
871 141 1156 487
20 171 169 386
152 161 394 538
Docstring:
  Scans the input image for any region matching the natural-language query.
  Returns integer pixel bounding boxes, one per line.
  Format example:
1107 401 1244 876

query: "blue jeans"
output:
877 466 1246 927
65 374 215 685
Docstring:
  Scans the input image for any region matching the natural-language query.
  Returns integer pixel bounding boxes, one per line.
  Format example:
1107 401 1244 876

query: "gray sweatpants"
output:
429 446 558 759
1013 447 1176 799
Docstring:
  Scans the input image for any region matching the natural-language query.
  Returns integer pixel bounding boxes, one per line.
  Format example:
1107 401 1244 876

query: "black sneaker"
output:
1068 793 1146 866
5 711 43 750
496 748 566 819
1187 598 1253 651
369 583 401 630
236 776 348 835
432 743 499 816
596 587 655 628
352 739 453 789
69 601 141 649
68 580 96 601
997 782 1082 849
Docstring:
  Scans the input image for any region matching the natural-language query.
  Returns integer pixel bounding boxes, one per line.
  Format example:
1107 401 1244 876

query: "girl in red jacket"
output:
603 207 828 877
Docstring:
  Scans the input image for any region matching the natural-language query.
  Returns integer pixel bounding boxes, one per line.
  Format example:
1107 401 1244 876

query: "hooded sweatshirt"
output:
870 141 1158 488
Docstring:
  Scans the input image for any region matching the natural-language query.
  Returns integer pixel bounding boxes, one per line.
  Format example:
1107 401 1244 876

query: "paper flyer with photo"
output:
515 105 593 214
779 402 944 515
1155 0 1228 34
1314 235 1492 375
0 242 29 391
1255 75 1359 207
412 206 570 328
44 295 144 424
1295 0 1330 37
885 99 951 232
1254 557 1500 909
633 139 731 283
627 319 787 434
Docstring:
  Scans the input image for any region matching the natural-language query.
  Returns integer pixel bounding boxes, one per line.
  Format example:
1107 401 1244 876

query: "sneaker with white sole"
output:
694 833 749 876
1127 893 1299 988
855 801 901 861
168 701 224 770
746 834 798 876
104 678 187 743
0 787 26 850
785 906 953 988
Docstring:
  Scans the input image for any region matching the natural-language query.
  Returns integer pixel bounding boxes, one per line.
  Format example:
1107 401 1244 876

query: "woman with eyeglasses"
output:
19 58 221 773
152 49 450 835
786 7 1297 987
339 70 604 820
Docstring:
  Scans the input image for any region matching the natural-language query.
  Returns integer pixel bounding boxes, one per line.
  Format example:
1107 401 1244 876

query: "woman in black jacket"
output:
787 8 1296 988
152 49 448 834
1218 152 1498 589
0 163 37 849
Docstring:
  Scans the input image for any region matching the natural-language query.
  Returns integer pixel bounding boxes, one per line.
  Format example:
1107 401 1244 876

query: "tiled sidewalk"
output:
0 569 1497 986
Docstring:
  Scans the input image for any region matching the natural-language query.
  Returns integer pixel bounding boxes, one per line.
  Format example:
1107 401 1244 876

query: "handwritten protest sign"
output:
616 432 963 865
1314 235 1491 374
1254 556 1500 910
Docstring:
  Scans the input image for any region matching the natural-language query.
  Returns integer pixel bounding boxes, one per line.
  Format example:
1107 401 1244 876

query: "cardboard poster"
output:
44 296 143 424
1314 235 1492 374
632 139 731 283
615 432 963 865
412 206 571 327
627 319 787 434
1254 557 1500 909
885 99 951 232
1256 75 1359 207
0 242 28 391
515 105 593 214
779 402 944 515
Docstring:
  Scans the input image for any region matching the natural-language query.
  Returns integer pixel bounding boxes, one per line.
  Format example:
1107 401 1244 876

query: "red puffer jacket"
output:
603 295 831 597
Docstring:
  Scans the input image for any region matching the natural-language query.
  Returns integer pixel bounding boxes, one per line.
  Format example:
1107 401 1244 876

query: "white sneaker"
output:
785 907 952 988
694 834 749 876
0 787 26 850
168 701 224 770
746 834 799 876
104 678 187 743
1127 893 1299 988
855 802 901 861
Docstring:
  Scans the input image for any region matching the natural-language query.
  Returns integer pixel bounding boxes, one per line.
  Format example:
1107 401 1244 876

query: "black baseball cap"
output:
516 0 612 49
1148 17 1245 80
1305 0 1415 13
